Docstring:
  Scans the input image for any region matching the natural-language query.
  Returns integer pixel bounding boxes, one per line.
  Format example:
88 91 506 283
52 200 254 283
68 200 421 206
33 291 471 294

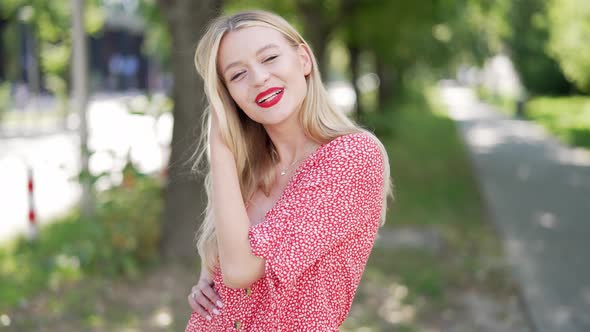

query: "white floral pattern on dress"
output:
185 132 385 332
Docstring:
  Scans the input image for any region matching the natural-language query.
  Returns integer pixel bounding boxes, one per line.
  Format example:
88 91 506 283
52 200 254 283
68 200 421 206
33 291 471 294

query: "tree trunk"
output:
297 5 331 79
0 18 7 81
71 0 94 217
376 58 397 111
158 0 222 259
347 44 362 120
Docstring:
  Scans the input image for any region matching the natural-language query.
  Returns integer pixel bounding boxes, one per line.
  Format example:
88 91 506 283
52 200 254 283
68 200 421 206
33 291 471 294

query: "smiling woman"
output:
217 25 311 126
185 10 394 331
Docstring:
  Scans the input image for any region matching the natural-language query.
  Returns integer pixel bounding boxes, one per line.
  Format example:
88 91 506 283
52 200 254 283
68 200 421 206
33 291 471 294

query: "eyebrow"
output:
222 43 280 75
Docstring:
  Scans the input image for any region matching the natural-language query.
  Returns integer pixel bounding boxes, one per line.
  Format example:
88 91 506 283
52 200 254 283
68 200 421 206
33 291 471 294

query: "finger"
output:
192 284 218 314
195 290 220 316
201 283 223 308
188 293 212 321
200 275 213 285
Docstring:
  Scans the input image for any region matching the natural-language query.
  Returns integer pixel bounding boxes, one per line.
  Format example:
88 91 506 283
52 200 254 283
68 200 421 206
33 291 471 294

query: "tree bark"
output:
158 0 222 259
71 0 94 217
0 18 7 81
376 58 398 111
347 44 362 120
297 3 332 79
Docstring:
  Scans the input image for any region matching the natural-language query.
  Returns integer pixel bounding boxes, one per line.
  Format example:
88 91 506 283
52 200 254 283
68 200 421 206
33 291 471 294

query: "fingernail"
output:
213 308 220 315
206 315 212 321
216 301 223 308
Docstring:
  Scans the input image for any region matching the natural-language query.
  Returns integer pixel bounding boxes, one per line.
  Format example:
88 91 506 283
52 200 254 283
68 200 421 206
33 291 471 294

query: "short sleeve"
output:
248 134 384 287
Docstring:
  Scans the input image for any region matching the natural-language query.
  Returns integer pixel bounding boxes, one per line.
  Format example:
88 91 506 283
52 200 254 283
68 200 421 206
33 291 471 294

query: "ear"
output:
296 44 313 76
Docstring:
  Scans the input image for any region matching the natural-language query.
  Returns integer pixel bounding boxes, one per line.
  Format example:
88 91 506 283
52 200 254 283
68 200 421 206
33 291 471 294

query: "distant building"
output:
89 0 148 91
0 0 153 93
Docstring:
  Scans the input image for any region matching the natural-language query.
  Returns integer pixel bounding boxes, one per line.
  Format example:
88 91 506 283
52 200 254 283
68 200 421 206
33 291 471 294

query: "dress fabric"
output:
185 132 385 332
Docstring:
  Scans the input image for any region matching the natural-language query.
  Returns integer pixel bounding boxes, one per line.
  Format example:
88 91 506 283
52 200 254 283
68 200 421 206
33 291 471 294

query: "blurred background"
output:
1 0 589 331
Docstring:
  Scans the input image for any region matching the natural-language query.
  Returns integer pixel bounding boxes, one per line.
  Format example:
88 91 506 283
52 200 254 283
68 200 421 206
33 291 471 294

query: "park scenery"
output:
1 0 589 331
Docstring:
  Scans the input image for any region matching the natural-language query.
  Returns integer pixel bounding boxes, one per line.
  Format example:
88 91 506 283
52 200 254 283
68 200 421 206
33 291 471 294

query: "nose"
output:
250 64 270 87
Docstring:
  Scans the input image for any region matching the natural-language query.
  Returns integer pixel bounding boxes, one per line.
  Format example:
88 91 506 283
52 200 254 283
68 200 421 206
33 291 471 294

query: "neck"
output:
263 118 318 168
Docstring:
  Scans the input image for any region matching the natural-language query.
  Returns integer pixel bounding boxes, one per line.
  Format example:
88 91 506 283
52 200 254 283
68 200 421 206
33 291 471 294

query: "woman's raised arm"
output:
209 111 265 289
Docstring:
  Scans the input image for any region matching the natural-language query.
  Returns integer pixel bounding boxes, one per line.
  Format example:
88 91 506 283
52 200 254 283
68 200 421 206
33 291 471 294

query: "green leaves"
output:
547 0 590 93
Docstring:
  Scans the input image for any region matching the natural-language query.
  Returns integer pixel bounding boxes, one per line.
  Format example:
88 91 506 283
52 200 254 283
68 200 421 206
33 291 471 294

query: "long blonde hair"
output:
192 10 393 274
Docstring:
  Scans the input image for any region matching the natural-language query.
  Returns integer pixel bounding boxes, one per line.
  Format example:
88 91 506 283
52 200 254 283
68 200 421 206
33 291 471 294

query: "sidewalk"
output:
0 91 149 139
441 85 590 332
0 91 171 243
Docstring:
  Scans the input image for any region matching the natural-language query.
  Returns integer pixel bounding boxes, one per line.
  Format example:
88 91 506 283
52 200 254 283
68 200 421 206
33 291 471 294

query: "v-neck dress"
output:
185 132 385 332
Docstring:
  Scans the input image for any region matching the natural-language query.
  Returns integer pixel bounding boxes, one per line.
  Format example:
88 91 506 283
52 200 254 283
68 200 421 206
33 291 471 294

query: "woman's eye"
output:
230 72 245 81
264 55 279 63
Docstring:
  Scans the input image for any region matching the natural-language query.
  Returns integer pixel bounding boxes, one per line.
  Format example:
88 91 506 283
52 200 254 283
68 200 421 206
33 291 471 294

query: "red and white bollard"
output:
27 166 38 240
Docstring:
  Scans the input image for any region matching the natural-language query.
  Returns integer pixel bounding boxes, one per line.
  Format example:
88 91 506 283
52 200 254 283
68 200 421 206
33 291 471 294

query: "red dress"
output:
185 132 385 332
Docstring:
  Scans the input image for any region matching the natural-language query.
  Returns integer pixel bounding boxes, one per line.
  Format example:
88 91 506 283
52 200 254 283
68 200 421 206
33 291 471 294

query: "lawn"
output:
525 96 590 150
340 86 525 331
0 86 527 331
477 88 590 151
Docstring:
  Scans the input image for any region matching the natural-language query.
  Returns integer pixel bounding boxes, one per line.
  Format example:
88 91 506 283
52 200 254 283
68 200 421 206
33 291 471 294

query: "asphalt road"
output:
442 85 590 332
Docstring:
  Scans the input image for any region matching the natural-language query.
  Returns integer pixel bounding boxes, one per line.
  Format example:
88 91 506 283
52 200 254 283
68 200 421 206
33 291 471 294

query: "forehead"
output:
217 26 289 69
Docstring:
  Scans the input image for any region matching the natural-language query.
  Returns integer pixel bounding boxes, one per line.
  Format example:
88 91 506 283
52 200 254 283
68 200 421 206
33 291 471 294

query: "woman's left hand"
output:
188 274 224 320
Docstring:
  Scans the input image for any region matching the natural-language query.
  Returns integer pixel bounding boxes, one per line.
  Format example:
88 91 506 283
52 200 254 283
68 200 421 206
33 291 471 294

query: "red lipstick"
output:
255 87 284 108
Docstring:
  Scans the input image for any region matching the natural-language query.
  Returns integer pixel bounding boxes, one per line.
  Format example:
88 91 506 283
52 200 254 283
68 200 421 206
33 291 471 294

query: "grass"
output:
525 96 590 149
476 87 590 151
0 170 162 313
340 86 517 330
475 87 517 117
1 85 520 331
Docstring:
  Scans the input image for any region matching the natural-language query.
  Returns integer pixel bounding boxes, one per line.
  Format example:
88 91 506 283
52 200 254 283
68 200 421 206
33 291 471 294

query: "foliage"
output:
345 1 442 68
0 172 163 311
525 96 590 149
475 85 517 116
0 81 11 121
441 0 510 66
138 0 171 69
377 91 485 228
546 0 590 93
504 0 571 95
0 0 104 88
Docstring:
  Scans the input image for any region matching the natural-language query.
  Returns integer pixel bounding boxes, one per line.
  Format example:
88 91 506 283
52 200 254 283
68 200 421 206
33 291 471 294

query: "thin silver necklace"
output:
278 148 315 176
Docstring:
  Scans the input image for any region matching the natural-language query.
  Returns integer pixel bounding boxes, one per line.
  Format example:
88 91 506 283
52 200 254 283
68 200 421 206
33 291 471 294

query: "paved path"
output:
0 93 172 243
441 85 590 332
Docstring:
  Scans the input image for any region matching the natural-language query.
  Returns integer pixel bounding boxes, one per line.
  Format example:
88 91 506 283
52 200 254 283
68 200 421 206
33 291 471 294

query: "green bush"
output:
525 96 590 149
0 172 163 311
506 0 572 94
0 82 11 122
547 0 590 93
95 164 163 272
475 86 516 116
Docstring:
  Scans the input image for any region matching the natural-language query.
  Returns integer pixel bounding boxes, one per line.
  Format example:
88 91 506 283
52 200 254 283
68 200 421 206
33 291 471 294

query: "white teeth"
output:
258 90 282 104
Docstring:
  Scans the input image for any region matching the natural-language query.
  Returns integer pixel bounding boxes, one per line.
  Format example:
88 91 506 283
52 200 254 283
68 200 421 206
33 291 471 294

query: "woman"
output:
185 10 393 331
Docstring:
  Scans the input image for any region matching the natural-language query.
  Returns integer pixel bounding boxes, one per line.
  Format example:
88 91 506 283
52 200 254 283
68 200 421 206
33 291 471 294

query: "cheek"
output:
226 85 258 119
291 70 308 97
284 60 308 91
227 85 248 108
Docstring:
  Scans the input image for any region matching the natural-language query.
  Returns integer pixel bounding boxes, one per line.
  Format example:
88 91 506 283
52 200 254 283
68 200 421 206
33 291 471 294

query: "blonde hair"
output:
192 10 393 274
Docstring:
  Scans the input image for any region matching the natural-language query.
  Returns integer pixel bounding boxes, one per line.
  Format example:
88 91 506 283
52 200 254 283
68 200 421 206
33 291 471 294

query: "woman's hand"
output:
188 273 224 321
208 107 232 158
208 107 223 147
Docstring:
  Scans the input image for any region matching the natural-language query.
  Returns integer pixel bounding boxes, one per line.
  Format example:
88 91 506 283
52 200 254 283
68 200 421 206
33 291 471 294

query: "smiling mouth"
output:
255 88 284 108
257 90 283 104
